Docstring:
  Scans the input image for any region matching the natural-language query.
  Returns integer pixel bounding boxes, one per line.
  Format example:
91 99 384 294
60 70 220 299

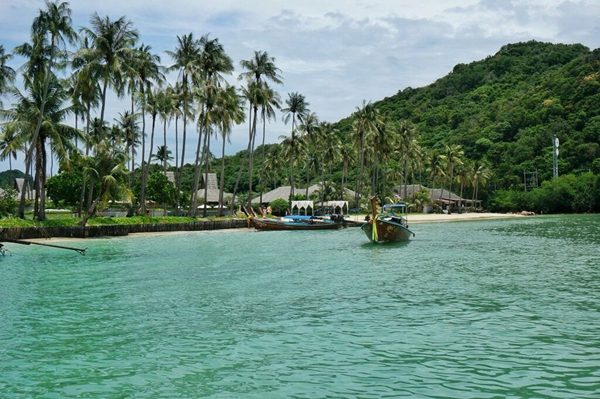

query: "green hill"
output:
369 40 599 188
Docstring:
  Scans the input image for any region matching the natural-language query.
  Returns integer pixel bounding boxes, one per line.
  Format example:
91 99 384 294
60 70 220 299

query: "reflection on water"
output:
1 216 599 398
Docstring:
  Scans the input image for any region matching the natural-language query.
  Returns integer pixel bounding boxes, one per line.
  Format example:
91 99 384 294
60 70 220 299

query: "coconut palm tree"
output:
214 84 244 213
239 51 283 209
13 0 77 219
472 162 492 207
79 138 131 226
441 143 464 214
2 74 81 220
257 86 281 205
0 44 16 107
156 87 175 173
298 111 319 198
152 145 173 166
79 13 139 140
390 120 417 199
140 88 163 213
0 127 25 171
281 92 309 206
165 33 201 215
190 35 234 217
352 100 380 205
426 149 446 206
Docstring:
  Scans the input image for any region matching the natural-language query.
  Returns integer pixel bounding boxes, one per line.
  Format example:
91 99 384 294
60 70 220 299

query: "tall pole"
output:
553 135 559 178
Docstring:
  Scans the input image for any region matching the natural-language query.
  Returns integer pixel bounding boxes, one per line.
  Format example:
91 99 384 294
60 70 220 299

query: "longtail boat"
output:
361 197 415 243
250 215 344 231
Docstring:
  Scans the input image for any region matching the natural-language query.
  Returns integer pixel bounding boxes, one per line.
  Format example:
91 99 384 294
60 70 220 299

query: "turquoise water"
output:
1 215 599 398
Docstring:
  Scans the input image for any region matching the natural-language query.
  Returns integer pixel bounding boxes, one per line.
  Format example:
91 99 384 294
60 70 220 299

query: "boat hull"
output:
250 218 343 231
361 219 414 243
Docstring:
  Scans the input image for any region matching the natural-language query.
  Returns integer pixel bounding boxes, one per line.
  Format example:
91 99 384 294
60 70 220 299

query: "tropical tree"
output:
239 51 283 209
127 44 163 214
281 92 309 206
152 145 173 166
257 86 281 204
79 13 139 140
352 100 380 205
0 127 25 171
13 0 77 218
472 162 492 206
214 84 244 213
165 33 201 215
156 86 175 173
191 34 234 217
2 74 81 220
298 111 320 198
391 120 418 199
79 138 131 226
0 44 16 107
441 143 464 214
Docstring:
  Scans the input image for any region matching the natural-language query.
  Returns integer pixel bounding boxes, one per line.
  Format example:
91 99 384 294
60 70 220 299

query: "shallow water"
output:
1 215 599 398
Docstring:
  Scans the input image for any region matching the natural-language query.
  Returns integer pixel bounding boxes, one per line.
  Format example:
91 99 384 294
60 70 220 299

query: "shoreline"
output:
19 212 530 244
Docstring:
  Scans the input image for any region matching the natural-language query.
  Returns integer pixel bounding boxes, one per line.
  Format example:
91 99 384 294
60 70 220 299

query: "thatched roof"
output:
201 173 219 190
195 173 232 203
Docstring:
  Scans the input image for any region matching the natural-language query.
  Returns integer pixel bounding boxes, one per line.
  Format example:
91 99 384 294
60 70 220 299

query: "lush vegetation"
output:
1 1 598 223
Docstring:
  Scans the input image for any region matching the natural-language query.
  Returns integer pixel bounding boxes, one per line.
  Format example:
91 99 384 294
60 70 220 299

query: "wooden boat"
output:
250 215 344 231
361 197 415 243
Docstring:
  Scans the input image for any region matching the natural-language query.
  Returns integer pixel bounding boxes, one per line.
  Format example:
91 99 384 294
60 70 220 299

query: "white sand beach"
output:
347 212 530 224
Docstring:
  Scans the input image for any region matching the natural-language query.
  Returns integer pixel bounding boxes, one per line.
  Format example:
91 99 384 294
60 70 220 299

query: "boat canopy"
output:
291 200 314 215
383 203 407 210
284 215 319 220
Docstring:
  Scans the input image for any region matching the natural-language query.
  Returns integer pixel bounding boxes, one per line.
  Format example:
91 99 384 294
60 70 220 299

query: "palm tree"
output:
125 44 163 214
165 33 201 215
239 51 283 209
472 162 492 207
257 86 281 205
2 74 81 220
281 92 309 206
0 44 16 107
152 145 173 166
13 0 77 219
441 143 464 214
391 120 418 199
79 13 139 140
191 35 234 217
298 111 319 198
214 84 244 213
0 126 25 171
156 87 175 173
352 100 380 205
426 149 446 207
79 139 131 226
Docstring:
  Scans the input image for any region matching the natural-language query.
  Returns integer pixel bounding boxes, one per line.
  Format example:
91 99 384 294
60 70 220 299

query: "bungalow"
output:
196 173 232 206
14 178 33 200
395 184 481 212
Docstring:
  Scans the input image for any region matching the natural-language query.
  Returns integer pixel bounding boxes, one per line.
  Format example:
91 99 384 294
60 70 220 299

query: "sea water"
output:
1 215 599 398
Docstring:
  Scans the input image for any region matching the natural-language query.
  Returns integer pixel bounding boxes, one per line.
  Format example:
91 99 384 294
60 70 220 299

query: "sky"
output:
0 0 599 172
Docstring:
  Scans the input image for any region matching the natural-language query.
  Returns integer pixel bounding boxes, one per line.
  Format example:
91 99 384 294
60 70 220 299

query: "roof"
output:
395 184 477 203
252 184 358 204
201 173 219 190
196 188 232 203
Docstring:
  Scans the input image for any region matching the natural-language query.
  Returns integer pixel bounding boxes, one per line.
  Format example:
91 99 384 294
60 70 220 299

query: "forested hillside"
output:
370 41 599 188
